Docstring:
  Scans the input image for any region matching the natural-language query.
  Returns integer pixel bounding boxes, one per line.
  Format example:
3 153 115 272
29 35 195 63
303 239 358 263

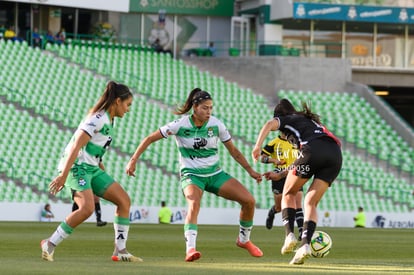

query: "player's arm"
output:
260 153 286 165
126 130 164 177
49 130 91 195
252 119 280 162
263 170 288 181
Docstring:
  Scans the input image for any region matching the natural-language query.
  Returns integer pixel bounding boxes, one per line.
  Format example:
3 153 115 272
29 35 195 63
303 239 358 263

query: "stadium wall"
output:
182 56 352 104
1 202 413 229
183 56 414 147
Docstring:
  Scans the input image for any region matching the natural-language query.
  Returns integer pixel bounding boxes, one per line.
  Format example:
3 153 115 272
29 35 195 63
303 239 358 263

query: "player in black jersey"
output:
252 98 342 265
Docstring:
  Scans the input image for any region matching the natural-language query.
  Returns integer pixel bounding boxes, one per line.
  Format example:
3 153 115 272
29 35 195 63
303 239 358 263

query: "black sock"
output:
296 208 304 235
281 208 296 236
269 205 276 216
302 220 317 246
95 202 102 222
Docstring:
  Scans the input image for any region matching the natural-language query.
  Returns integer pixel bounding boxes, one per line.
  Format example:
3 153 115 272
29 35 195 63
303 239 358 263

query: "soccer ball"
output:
310 230 332 258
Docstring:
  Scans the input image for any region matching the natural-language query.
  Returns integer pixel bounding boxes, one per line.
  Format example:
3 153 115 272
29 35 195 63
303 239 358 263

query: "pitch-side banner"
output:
1 202 413 228
293 2 414 24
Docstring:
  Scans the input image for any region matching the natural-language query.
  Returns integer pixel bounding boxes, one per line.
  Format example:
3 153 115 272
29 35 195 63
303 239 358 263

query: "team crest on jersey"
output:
207 127 214 137
78 178 86 186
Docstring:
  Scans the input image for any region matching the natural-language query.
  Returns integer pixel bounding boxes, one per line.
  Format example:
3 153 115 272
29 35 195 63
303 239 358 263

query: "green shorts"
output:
65 163 115 197
181 171 232 195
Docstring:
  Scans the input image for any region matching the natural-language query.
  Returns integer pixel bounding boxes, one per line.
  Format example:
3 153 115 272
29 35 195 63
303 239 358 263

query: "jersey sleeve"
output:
159 118 181 138
218 119 231 143
275 116 288 129
79 113 105 137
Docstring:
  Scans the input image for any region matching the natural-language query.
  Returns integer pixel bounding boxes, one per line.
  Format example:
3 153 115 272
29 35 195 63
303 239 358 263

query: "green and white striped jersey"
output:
58 111 113 170
159 115 231 177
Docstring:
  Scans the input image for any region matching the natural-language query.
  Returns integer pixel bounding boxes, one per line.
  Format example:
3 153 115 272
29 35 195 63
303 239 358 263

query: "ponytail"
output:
174 88 212 115
90 81 132 114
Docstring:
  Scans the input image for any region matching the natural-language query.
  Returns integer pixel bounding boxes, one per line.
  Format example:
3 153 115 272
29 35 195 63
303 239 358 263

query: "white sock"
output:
114 224 129 252
239 226 252 243
49 225 70 247
184 230 197 253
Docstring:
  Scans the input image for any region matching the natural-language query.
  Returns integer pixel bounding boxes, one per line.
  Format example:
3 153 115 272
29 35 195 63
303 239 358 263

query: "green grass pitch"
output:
0 222 413 274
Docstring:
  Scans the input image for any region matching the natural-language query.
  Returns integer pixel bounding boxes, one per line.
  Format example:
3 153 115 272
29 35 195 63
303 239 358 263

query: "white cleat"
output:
40 239 54 262
281 232 298 255
289 244 311 265
112 252 143 262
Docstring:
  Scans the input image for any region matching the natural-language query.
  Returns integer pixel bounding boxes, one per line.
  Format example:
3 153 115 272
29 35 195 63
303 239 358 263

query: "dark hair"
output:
273 98 297 117
90 81 132 114
274 98 321 124
174 88 212 115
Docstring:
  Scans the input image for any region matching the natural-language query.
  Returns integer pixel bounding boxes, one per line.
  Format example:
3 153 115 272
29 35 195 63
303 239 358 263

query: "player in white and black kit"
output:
252 98 342 265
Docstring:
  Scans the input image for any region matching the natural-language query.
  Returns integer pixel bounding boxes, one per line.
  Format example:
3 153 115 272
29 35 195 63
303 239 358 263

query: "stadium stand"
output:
0 39 412 213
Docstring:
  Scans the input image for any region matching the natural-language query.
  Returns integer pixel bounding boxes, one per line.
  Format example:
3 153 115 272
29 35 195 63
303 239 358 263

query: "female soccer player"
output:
260 131 304 239
126 88 263 262
41 81 142 262
252 98 342 265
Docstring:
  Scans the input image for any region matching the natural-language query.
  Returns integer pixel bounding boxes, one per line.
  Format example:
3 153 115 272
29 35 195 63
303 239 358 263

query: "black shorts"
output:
271 177 286 195
292 136 342 186
271 173 303 194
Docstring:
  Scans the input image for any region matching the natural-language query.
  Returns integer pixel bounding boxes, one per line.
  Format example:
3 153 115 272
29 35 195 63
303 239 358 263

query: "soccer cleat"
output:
185 248 201 262
112 253 143 262
96 221 107 227
289 244 311 265
236 238 263 257
265 207 276 230
281 232 298 255
40 239 54 262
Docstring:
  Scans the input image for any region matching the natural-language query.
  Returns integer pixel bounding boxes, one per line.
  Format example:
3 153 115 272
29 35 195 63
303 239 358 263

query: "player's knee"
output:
77 204 95 218
118 195 131 210
240 195 256 209
187 199 201 210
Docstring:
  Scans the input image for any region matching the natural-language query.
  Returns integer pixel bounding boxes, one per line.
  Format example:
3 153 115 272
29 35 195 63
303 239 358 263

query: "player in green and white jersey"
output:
41 81 142 263
126 88 264 262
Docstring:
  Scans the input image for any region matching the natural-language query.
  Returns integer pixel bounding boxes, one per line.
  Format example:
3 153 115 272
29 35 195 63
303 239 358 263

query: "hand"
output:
263 170 287 181
251 146 261 163
275 159 286 165
49 175 66 195
125 160 136 177
249 170 262 184
263 171 273 181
